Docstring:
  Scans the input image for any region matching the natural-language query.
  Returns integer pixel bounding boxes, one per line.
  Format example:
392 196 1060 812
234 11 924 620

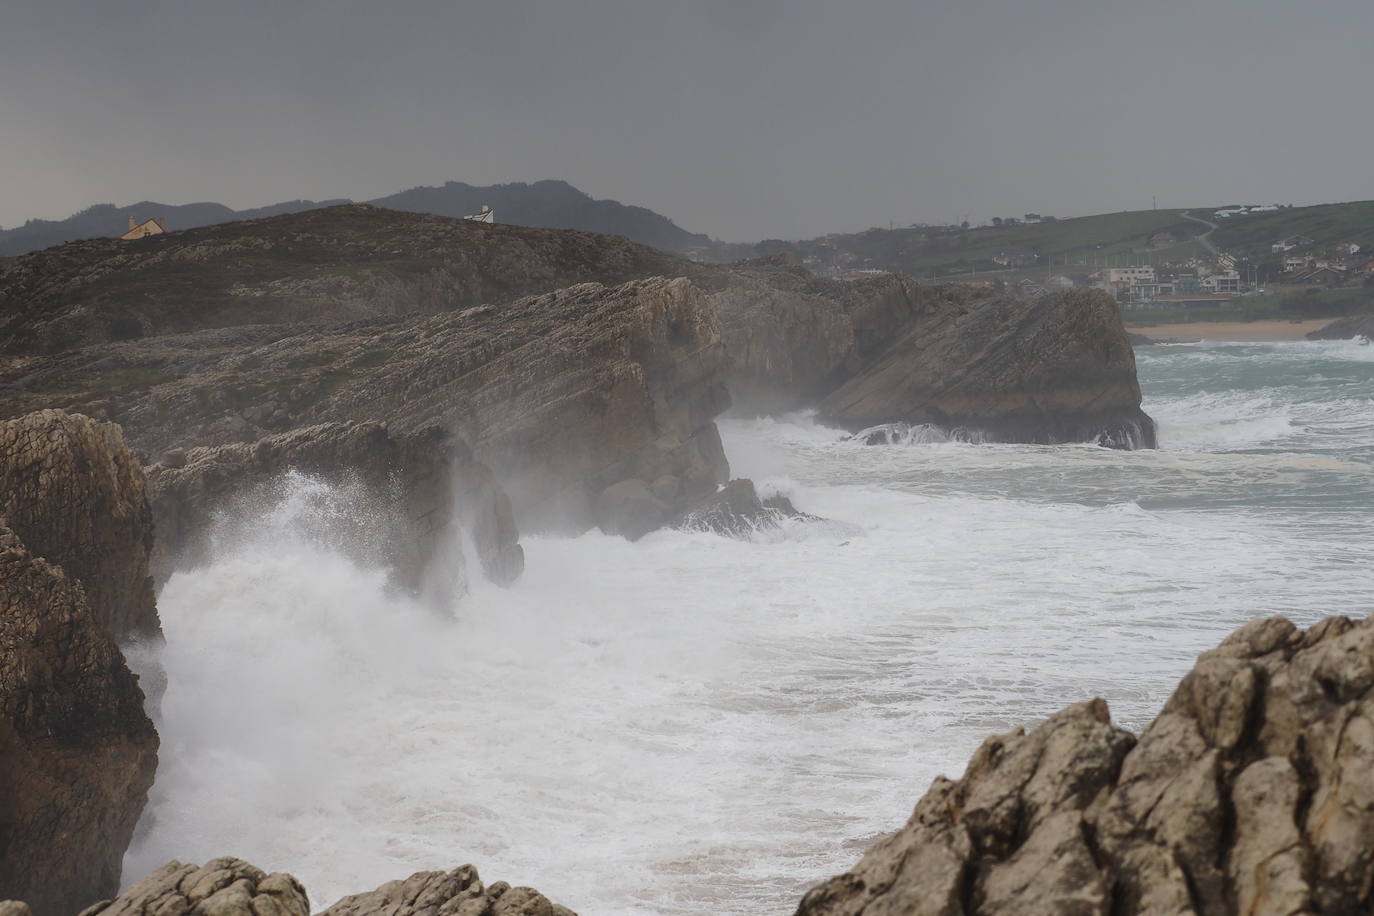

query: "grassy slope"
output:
790 201 1374 279
1208 201 1374 261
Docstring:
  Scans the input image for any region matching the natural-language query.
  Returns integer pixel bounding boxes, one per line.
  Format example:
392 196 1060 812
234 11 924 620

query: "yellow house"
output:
119 215 166 240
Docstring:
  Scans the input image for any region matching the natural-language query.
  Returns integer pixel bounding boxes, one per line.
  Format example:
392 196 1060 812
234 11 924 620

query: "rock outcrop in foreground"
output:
72 858 574 916
0 527 158 916
1308 314 1374 341
0 411 160 916
797 614 1374 915
0 410 161 640
145 421 522 597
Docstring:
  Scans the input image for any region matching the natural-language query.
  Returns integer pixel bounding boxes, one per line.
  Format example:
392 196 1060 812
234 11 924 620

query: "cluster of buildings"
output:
1271 236 1370 284
1011 264 1246 307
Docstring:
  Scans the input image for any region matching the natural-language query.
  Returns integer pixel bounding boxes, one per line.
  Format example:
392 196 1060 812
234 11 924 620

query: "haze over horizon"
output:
3 0 1371 242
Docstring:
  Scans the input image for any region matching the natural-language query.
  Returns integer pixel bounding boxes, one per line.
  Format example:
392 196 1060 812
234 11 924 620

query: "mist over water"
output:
127 339 1374 914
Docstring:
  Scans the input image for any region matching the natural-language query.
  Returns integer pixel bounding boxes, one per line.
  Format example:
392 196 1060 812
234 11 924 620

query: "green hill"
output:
731 201 1374 281
1209 201 1374 261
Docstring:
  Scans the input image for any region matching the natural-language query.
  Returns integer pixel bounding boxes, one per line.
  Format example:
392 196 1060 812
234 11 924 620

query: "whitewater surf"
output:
126 338 1374 914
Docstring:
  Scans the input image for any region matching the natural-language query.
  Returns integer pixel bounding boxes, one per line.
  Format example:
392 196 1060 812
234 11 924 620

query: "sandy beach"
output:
1126 318 1332 341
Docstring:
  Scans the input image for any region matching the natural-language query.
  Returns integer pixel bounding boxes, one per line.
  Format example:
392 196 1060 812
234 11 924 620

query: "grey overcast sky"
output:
1 0 1371 241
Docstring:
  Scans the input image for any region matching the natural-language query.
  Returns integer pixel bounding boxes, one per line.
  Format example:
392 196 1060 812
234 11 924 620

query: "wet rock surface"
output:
796 614 1374 916
670 477 812 538
0 525 158 916
1308 313 1374 341
0 410 160 640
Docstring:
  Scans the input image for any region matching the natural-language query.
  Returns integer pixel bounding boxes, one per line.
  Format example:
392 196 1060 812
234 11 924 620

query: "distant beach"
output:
1126 318 1331 341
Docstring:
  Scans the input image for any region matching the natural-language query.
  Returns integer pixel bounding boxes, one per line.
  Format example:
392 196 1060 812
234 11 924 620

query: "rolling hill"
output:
0 180 710 257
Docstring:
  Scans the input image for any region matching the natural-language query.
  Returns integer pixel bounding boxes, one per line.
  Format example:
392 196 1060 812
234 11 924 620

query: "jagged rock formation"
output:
0 204 685 356
0 410 160 640
1308 313 1374 341
0 526 159 916
706 263 1154 447
70 858 574 916
3 206 1154 459
320 864 576 916
76 858 308 916
671 478 810 538
703 260 923 415
814 286 1155 447
796 614 1374 916
145 422 522 595
4 277 731 536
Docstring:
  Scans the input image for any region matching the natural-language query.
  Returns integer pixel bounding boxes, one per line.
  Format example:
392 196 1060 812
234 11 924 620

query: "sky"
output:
2 0 1372 241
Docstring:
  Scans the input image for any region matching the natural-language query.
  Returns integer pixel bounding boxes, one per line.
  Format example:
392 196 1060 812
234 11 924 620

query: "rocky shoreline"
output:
0 206 1205 914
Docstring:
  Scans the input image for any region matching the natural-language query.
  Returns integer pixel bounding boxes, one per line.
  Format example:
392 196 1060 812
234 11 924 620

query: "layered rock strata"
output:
0 410 160 640
320 864 576 916
797 614 1374 915
0 526 158 916
813 286 1155 447
704 259 1154 447
0 204 685 357
703 261 924 415
4 277 731 536
145 421 521 595
68 858 575 916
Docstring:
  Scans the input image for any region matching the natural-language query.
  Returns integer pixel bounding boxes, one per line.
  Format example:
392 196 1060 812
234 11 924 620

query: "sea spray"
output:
128 340 1374 914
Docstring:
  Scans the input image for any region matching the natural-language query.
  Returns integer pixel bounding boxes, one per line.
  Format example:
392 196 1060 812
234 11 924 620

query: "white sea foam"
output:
127 341 1374 914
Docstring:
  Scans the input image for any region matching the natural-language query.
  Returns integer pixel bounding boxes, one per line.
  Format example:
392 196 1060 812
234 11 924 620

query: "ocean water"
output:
125 338 1374 914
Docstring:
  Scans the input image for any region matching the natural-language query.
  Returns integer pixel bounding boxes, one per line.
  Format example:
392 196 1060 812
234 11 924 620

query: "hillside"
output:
0 180 710 257
370 179 711 252
729 200 1374 281
1208 200 1374 261
0 204 686 357
0 199 348 258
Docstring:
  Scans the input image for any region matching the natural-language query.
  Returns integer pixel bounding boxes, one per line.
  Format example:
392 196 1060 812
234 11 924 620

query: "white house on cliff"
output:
119 215 166 240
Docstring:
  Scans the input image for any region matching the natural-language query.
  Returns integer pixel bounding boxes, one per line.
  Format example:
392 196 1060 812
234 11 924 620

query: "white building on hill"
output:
119 215 165 240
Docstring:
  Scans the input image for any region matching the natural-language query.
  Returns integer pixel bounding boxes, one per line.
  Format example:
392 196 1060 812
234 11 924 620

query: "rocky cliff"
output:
818 287 1156 447
703 261 923 414
797 614 1374 915
0 526 158 916
3 206 1154 454
145 422 522 597
1307 313 1374 341
4 277 731 537
70 858 574 916
0 204 685 357
0 410 161 641
0 411 161 915
706 261 1154 447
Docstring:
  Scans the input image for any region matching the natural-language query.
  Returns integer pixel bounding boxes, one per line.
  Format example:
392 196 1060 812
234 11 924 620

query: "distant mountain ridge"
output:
0 180 710 257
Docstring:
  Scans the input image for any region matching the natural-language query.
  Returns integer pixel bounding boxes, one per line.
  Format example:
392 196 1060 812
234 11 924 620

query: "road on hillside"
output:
1181 210 1222 257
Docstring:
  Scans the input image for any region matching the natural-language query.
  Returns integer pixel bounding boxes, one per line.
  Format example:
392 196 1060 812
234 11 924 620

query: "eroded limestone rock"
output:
0 525 158 916
0 410 160 640
797 615 1374 916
